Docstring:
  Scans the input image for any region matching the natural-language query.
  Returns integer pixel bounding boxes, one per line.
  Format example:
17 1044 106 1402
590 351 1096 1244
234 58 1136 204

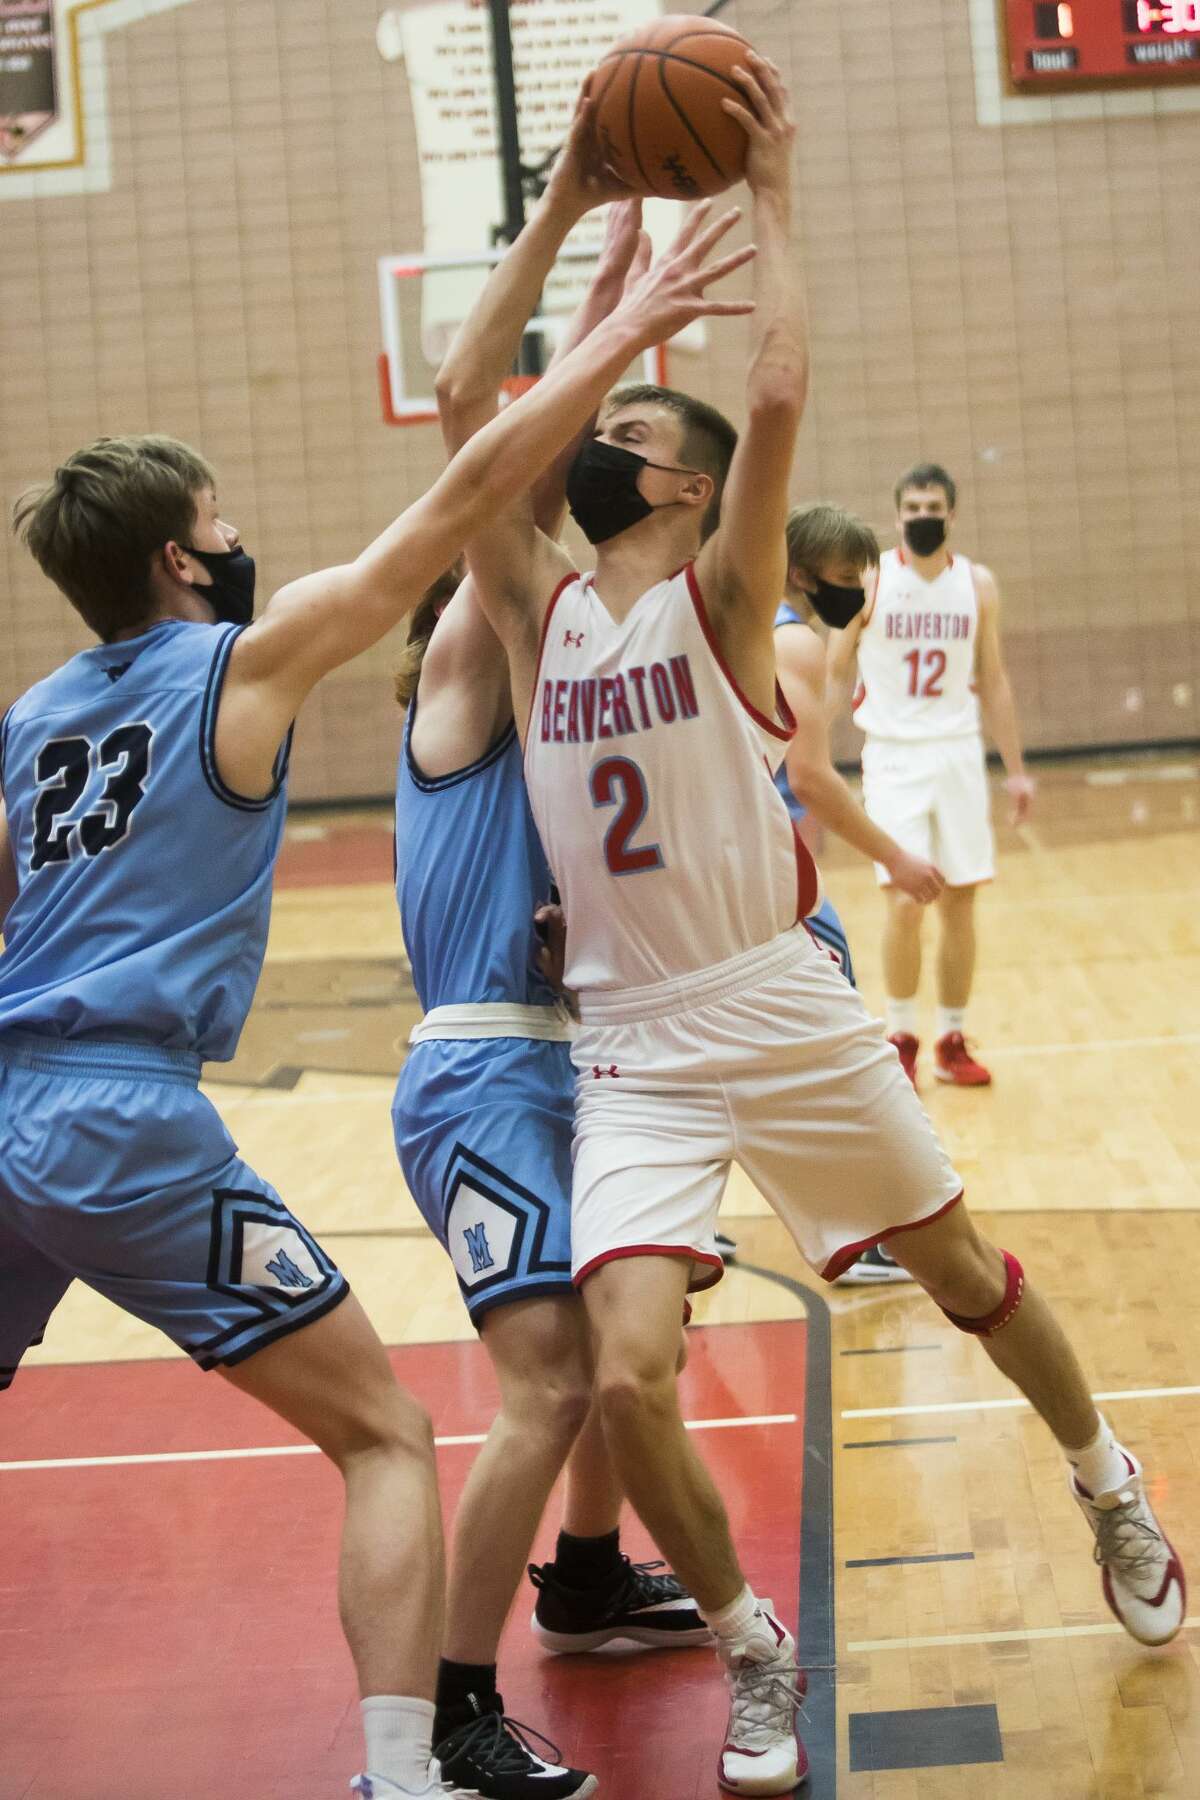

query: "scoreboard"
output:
1004 1 1200 89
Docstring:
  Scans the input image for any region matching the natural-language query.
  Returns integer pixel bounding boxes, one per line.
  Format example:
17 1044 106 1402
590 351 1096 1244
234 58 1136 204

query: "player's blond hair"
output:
393 565 463 707
785 503 879 580
13 435 215 641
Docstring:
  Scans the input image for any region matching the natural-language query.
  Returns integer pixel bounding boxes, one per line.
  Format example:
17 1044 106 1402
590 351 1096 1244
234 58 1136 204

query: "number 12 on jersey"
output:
590 755 664 876
903 648 946 698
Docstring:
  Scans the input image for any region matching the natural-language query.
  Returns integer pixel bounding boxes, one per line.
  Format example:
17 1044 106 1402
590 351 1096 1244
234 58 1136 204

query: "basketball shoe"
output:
434 1696 596 1799
529 1553 711 1652
834 1242 914 1285
934 1031 991 1086
349 1762 481 1797
716 1608 808 1794
887 1031 919 1087
1072 1452 1187 1646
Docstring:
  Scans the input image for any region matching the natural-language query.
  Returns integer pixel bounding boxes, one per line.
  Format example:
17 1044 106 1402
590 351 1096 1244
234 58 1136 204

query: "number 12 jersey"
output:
854 547 981 743
523 563 818 995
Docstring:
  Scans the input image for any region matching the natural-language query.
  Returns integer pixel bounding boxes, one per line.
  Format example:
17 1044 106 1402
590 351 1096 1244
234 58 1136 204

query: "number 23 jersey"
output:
0 619 289 1059
524 563 819 995
853 547 981 743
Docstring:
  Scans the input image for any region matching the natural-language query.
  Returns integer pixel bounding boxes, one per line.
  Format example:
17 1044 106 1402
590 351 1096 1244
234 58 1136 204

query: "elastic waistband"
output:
409 1002 575 1045
578 927 812 1026
0 1031 202 1085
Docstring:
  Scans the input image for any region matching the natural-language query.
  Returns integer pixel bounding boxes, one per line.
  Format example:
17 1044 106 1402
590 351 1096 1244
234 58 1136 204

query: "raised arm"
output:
436 100 637 459
695 56 805 641
974 564 1035 825
776 626 943 903
213 209 756 797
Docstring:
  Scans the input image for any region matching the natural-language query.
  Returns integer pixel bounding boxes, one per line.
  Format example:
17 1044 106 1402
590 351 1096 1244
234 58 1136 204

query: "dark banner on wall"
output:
0 1 57 159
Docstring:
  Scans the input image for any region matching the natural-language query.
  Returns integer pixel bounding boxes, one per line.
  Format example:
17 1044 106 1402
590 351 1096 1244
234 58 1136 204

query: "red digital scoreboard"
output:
1004 1 1200 89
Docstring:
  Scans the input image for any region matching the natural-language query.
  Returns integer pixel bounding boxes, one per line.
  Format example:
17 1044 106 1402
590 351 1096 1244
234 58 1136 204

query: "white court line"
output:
0 1411 796 1475
985 1033 1200 1059
842 1384 1200 1421
848 1618 1200 1654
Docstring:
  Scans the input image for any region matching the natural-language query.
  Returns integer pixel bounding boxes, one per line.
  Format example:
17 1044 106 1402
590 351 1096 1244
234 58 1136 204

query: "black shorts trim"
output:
466 1276 577 1332
198 1275 351 1371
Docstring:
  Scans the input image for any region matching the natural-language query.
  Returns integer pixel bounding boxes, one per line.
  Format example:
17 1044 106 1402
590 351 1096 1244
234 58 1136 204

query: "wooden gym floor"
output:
2 748 1198 1798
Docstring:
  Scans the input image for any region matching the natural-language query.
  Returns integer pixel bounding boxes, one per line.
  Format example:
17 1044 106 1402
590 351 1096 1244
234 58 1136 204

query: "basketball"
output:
590 15 755 201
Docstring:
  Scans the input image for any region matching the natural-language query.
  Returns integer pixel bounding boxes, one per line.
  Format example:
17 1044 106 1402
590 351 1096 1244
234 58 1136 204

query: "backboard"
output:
377 247 670 426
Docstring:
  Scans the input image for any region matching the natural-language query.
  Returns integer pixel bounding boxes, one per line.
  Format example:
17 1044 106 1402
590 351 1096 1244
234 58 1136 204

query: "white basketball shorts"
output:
860 734 995 889
570 927 964 1292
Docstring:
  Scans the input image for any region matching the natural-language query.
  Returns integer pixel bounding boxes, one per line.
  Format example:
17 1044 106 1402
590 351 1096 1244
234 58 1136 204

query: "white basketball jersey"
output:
853 547 981 742
524 564 819 994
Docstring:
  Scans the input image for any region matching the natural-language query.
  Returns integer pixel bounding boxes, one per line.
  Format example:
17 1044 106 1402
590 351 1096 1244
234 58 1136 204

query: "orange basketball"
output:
590 15 754 201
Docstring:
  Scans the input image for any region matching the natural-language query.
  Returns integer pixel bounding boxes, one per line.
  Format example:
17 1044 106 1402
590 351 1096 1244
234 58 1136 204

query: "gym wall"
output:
2 0 1196 800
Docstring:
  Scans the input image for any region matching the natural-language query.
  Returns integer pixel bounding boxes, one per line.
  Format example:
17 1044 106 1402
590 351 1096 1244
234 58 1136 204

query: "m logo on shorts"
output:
265 1247 315 1289
464 1221 495 1274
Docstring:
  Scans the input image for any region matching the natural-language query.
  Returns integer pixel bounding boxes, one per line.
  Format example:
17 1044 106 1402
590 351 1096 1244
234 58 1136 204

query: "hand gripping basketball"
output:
721 52 796 199
615 202 756 346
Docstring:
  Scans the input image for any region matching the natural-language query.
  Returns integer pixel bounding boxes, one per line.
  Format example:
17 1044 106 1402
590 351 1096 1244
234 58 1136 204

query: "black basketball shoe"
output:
529 1554 713 1653
434 1694 597 1800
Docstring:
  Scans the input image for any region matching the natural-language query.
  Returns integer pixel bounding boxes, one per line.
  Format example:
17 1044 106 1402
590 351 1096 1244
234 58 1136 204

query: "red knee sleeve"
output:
941 1250 1024 1336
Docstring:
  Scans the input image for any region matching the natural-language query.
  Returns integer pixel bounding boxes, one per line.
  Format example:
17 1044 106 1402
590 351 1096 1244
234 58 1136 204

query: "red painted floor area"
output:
0 1321 807 1800
275 822 394 890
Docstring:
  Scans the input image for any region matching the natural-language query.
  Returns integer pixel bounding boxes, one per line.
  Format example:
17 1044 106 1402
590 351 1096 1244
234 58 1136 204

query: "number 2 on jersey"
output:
903 647 946 698
590 755 664 876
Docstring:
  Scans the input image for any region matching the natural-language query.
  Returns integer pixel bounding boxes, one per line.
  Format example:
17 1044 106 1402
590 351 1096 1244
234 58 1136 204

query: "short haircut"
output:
605 383 738 541
786 503 880 577
894 462 956 510
12 434 215 641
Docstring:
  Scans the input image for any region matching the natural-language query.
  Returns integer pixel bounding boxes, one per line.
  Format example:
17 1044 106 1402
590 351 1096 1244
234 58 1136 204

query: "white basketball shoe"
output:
716 1608 809 1794
1072 1450 1187 1646
350 1763 480 1798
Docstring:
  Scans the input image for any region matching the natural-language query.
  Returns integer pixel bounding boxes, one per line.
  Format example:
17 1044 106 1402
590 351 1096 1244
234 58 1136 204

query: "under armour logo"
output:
464 1221 495 1274
563 630 585 648
592 1064 620 1079
264 1247 314 1289
103 662 133 683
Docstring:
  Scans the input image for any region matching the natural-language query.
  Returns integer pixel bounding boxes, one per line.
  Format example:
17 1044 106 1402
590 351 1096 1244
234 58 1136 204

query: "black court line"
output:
839 1344 943 1357
737 1262 835 1798
843 1436 957 1449
845 1551 975 1569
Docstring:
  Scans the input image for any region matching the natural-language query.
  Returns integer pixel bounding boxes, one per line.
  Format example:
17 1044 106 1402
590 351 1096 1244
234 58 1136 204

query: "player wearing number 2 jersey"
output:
463 62 1185 1794
828 462 1036 1088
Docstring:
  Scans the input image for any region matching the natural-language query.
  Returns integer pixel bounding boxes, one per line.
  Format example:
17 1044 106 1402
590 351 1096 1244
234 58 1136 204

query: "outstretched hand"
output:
547 83 633 213
614 201 756 347
594 197 649 292
723 50 796 199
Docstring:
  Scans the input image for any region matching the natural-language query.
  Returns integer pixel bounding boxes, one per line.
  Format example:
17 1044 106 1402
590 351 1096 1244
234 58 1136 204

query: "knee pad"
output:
941 1250 1024 1336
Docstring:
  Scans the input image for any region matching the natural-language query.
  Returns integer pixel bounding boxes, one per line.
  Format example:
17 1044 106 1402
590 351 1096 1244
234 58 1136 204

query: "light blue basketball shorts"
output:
0 1032 347 1391
393 1034 576 1329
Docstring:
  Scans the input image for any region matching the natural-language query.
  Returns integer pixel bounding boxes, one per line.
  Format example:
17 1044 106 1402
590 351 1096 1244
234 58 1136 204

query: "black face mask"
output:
903 516 947 558
806 578 866 630
184 543 257 625
566 439 694 546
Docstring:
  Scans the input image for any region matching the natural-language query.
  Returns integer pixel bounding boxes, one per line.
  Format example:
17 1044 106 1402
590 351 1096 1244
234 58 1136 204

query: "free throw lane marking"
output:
843 1383 1200 1420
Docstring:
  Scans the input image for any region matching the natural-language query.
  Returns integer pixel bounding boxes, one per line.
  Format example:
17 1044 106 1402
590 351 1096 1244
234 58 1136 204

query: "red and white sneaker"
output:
933 1031 991 1086
888 1032 919 1087
716 1609 809 1794
1072 1453 1187 1646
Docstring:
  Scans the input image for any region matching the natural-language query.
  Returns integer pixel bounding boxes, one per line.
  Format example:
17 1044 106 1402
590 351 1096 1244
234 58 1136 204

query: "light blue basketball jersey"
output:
395 701 557 1010
773 601 855 986
773 600 808 828
0 619 289 1060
